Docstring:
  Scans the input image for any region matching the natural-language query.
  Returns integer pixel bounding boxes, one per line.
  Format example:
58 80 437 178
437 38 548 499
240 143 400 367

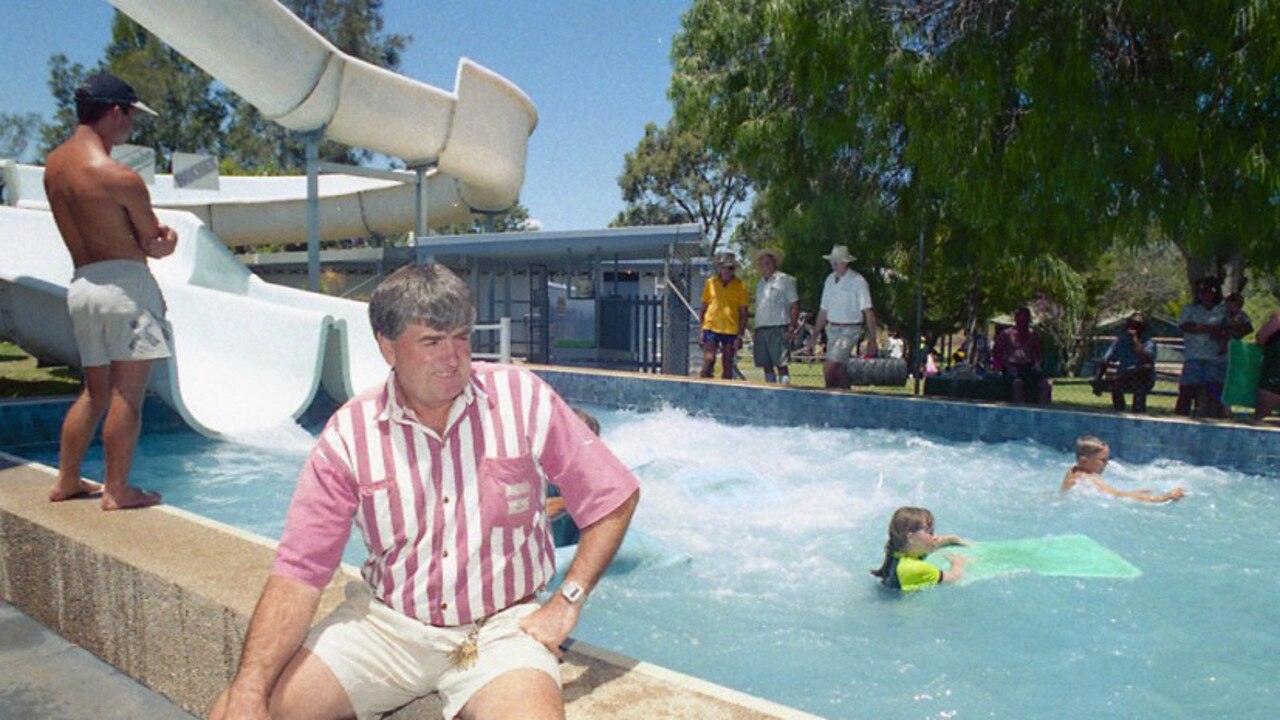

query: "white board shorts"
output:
303 582 561 720
67 259 171 367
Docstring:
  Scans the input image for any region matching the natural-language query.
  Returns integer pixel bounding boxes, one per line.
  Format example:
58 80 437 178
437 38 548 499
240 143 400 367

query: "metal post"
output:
305 131 321 292
913 227 925 396
499 317 512 364
414 165 432 263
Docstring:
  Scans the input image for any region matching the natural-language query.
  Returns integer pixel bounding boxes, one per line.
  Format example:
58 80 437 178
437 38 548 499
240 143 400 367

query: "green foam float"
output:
1222 339 1264 408
930 534 1141 583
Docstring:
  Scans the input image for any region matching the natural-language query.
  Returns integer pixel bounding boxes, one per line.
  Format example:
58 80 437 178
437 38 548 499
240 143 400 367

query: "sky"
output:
0 0 690 231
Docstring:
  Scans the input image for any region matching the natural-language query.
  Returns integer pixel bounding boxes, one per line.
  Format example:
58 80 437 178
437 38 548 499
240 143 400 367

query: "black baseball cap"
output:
74 72 158 116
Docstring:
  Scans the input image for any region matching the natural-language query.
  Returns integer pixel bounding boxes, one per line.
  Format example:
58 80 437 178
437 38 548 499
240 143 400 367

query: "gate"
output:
598 294 662 373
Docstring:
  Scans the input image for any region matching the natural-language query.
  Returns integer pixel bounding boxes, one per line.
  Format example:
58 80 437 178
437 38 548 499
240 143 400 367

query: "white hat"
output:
715 252 738 268
822 245 854 263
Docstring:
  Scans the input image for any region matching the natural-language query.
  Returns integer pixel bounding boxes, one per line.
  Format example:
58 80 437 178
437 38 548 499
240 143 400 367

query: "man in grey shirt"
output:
752 249 800 384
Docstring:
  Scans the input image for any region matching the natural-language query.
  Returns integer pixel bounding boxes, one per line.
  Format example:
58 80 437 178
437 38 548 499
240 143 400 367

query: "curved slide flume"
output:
108 0 538 213
0 0 537 436
0 205 332 437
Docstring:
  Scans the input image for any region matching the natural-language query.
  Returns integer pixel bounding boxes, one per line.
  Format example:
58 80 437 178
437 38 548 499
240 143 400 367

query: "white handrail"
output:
473 317 512 364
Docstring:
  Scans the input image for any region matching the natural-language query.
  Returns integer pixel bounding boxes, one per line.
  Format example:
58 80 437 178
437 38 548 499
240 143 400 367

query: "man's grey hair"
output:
368 263 475 339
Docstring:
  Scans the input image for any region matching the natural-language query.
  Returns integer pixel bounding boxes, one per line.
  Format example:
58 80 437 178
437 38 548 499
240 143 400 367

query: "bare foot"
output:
49 478 104 502
101 486 162 511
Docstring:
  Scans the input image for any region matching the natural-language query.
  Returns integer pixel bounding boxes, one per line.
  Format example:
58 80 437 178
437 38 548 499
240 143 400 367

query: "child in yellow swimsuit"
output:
870 507 967 591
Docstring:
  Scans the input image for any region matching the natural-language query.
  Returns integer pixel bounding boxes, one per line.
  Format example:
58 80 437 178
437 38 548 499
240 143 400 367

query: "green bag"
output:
931 534 1141 583
1222 339 1264 408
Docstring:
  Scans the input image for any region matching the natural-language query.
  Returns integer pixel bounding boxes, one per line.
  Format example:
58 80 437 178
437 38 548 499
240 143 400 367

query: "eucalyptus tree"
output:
670 0 1279 330
613 120 750 256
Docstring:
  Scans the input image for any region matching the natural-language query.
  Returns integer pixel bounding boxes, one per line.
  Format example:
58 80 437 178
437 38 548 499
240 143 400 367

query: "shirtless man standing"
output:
44 72 176 511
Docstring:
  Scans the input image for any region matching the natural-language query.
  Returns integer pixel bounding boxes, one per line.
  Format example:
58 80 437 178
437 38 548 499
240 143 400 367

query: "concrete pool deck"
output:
0 454 821 720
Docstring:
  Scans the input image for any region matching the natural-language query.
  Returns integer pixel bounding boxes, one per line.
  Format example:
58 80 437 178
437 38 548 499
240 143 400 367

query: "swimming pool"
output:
13 405 1277 719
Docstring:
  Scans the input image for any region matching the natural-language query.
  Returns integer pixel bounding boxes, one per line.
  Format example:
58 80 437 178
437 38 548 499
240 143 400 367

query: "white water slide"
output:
0 0 536 437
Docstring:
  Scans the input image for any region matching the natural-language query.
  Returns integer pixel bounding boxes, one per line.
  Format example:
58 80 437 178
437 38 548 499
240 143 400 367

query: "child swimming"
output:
870 507 967 591
1060 435 1185 503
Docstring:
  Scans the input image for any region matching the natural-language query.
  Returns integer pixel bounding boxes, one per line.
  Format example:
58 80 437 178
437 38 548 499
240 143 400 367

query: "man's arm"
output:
1258 313 1280 345
787 300 801 339
111 167 177 258
211 576 323 719
807 309 829 349
520 489 639 656
1087 476 1184 503
863 308 879 357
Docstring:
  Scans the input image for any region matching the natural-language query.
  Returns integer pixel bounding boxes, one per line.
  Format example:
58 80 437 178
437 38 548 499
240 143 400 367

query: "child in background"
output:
1060 436 1185 503
870 507 967 591
1218 292 1253 356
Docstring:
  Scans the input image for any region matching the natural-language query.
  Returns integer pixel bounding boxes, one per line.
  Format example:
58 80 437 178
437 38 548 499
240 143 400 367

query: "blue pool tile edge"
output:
531 368 1280 478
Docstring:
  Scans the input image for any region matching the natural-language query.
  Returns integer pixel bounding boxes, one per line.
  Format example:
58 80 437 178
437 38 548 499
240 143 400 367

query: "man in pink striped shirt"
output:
211 264 640 720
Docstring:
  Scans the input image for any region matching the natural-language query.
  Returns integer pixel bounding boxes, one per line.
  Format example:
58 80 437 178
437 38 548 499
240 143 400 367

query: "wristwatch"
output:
560 581 585 606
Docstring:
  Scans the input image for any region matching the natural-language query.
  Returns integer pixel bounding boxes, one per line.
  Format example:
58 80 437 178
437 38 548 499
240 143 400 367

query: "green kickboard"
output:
931 534 1142 583
1222 339 1264 408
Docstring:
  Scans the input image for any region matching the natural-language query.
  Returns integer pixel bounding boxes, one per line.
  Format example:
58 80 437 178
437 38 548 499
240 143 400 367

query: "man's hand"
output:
519 597 580 659
210 686 272 720
143 224 177 258
864 338 879 358
733 336 743 351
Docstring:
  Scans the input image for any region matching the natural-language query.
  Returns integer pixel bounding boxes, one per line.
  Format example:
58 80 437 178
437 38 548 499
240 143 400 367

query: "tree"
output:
38 2 410 174
222 0 411 172
1 113 42 160
438 202 538 235
612 120 750 256
670 0 1280 334
37 54 90 158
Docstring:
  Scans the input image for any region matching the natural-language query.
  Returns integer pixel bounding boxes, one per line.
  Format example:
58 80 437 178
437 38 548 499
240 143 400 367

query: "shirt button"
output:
441 602 449 610
443 496 451 504
443 550 450 558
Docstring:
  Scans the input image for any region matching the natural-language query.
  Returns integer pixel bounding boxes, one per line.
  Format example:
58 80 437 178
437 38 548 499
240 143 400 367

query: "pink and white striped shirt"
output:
272 363 639 627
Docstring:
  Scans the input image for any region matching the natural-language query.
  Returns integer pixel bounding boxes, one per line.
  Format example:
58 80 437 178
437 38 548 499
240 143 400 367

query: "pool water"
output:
14 406 1277 719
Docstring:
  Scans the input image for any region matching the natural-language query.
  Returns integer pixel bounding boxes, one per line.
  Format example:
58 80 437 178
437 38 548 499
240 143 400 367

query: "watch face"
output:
561 581 584 604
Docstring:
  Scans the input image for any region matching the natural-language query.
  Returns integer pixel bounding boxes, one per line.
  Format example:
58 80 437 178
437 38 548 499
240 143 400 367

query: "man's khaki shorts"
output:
304 582 560 720
824 324 863 364
67 259 171 367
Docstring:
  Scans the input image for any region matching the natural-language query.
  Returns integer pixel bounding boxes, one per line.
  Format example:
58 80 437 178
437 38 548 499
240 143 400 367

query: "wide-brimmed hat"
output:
715 252 738 269
822 244 855 263
755 248 784 265
74 72 158 116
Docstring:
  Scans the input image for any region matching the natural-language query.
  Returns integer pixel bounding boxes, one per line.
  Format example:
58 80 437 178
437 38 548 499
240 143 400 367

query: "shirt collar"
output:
376 369 493 427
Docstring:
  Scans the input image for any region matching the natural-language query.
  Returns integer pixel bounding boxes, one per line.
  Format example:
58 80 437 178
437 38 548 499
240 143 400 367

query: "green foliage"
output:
0 112 42 160
671 0 1280 345
612 120 750 254
37 54 90 157
37 2 410 174
437 202 537 235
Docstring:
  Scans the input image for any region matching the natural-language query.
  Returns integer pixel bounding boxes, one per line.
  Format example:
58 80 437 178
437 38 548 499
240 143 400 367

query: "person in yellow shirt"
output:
699 253 749 379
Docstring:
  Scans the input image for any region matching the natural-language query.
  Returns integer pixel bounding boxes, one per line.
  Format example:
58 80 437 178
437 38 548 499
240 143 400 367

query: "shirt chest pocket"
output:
479 455 539 529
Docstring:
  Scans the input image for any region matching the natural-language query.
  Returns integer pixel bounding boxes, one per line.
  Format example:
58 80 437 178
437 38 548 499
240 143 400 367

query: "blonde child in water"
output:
1060 436 1184 503
870 507 968 591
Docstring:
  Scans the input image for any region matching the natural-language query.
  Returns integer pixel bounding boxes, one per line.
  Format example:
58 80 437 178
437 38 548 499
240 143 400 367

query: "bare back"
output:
44 127 159 268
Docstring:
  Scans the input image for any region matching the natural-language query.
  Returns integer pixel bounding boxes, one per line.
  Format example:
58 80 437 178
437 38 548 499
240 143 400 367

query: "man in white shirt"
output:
752 249 801 383
805 244 878 389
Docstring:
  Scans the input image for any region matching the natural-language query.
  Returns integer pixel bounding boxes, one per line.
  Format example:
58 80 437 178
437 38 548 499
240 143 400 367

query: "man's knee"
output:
460 668 562 720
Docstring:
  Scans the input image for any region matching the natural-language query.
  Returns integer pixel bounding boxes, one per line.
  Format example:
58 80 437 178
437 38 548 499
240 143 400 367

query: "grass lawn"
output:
0 341 82 399
729 353 1272 423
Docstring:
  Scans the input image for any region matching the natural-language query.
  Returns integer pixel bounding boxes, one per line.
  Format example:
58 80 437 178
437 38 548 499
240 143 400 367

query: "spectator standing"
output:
1175 277 1227 417
1253 310 1280 422
805 245 878 389
752 249 801 384
699 253 750 379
